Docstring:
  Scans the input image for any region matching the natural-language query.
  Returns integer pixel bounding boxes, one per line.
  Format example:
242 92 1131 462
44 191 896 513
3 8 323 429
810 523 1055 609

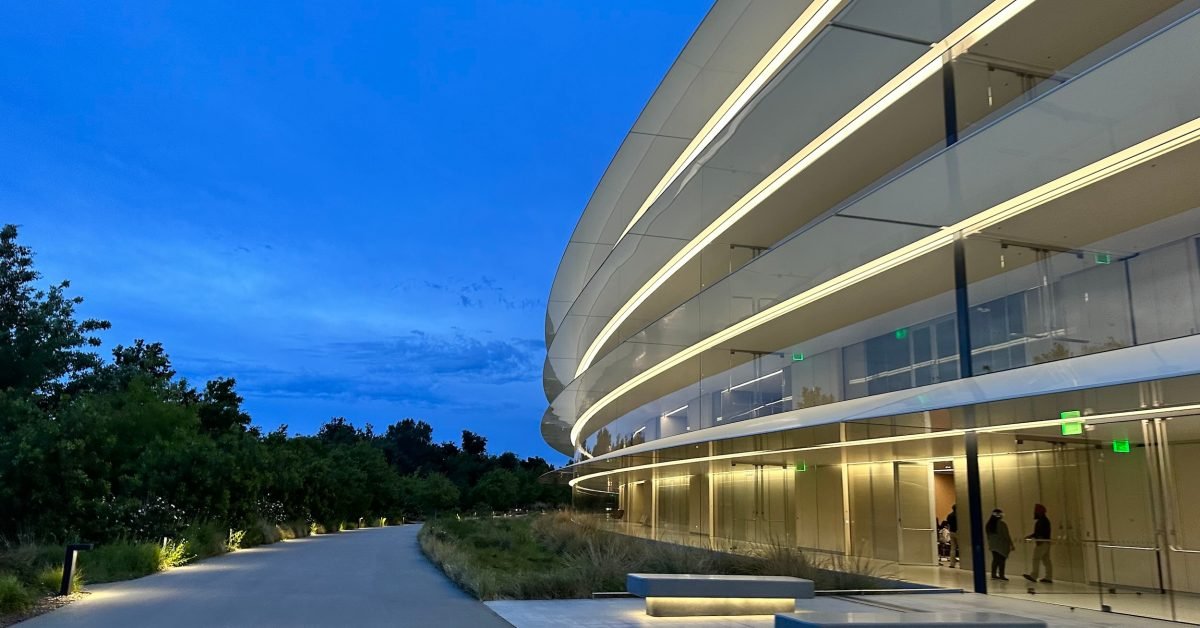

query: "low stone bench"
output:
627 573 814 617
775 611 1047 627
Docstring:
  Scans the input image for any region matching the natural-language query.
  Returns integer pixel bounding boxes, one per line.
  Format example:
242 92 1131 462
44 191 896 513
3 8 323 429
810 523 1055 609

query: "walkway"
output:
20 525 511 628
489 593 1185 628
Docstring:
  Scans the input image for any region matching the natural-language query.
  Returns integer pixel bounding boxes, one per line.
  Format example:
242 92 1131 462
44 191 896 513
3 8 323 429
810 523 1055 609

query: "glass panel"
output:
897 462 938 565
841 11 1200 227
1085 420 1165 620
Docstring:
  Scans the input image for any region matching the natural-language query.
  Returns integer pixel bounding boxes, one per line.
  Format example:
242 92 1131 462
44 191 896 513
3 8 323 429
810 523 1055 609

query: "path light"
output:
60 543 93 596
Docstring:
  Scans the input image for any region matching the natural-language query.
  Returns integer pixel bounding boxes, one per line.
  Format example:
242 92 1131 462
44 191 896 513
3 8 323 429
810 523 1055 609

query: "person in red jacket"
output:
1023 503 1053 583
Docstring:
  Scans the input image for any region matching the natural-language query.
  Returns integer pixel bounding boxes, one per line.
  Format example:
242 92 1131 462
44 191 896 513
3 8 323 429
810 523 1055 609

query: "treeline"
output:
0 224 566 544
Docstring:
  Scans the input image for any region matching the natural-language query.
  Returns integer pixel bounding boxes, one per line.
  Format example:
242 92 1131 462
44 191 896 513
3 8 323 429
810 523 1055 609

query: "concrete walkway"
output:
20 525 511 628
488 593 1186 628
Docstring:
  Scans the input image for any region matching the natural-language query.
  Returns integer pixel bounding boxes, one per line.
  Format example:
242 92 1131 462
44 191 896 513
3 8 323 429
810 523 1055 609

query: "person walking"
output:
1023 503 1053 583
986 509 1014 581
944 504 959 568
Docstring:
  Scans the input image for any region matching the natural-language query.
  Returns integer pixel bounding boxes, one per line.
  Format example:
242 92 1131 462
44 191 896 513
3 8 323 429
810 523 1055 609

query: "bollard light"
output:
60 543 94 596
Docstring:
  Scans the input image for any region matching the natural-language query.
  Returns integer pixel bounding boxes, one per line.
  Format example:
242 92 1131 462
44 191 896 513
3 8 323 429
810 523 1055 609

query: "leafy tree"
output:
412 473 460 517
379 418 435 473
198 377 251 434
0 224 110 397
317 416 361 446
470 469 519 512
461 430 487 458
0 225 569 543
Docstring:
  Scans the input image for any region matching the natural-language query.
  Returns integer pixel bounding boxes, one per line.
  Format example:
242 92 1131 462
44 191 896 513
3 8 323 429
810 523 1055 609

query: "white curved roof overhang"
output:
543 0 1197 455
544 0 819 398
561 0 1187 386
550 0 1009 390
563 118 1200 451
540 3 1200 455
567 332 1200 482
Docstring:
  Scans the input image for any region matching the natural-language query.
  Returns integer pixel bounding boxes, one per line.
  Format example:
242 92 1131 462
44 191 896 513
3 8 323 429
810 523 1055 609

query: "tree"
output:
470 469 519 512
461 430 487 458
0 224 110 397
111 340 175 383
379 418 435 474
317 416 360 446
0 225 572 544
412 473 460 517
198 377 251 434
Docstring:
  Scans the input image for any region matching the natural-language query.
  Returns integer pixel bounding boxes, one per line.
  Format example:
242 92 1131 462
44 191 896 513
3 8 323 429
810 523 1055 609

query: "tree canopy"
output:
0 224 567 543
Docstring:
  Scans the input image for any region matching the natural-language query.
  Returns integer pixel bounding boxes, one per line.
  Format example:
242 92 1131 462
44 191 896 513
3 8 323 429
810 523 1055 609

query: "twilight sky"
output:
0 1 709 461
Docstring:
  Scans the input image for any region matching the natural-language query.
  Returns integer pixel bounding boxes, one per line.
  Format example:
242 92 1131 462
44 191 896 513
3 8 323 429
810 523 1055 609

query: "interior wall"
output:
934 472 956 523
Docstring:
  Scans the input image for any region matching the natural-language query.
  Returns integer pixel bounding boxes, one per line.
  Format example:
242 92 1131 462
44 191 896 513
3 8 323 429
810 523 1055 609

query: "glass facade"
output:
584 215 1200 457
576 376 1200 623
547 1 1200 624
548 3 1200 453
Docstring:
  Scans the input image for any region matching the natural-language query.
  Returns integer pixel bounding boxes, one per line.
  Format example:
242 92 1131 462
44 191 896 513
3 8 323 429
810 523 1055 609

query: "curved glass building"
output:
543 1 1200 622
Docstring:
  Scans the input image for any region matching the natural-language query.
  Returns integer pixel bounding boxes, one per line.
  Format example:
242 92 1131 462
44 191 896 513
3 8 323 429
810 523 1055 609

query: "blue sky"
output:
0 1 709 461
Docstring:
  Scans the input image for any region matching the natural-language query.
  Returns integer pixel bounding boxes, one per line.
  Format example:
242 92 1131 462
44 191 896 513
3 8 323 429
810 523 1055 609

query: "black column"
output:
942 59 958 147
944 51 987 594
954 237 987 594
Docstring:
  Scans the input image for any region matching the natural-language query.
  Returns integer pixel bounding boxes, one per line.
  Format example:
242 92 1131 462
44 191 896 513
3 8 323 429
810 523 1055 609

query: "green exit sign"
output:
792 352 805 362
1060 410 1082 420
1113 439 1131 453
794 461 807 472
1061 421 1084 436
1095 253 1112 265
895 328 908 340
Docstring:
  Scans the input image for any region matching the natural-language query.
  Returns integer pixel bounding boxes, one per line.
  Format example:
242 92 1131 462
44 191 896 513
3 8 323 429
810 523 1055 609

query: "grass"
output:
419 511 887 601
79 542 160 583
0 575 33 615
36 565 81 595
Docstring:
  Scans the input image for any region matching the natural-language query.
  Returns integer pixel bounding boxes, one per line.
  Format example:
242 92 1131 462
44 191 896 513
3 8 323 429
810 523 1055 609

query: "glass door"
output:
1092 414 1200 624
715 463 794 549
896 462 938 565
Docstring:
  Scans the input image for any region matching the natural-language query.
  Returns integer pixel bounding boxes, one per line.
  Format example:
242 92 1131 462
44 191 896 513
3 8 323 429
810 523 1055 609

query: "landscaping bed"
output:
419 511 888 600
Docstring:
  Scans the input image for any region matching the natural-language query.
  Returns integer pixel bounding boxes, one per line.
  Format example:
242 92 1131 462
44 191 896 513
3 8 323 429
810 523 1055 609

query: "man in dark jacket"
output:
1023 503 1053 583
944 504 959 568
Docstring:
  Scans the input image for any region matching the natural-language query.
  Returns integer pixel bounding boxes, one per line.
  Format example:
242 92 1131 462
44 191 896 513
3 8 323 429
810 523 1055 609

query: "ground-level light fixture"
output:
60 543 93 596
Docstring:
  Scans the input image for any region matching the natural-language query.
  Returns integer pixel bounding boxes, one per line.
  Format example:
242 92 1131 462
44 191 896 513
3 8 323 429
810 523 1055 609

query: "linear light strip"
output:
663 404 690 416
615 0 846 245
576 0 1026 378
567 118 1200 448
728 368 784 391
568 403 1200 487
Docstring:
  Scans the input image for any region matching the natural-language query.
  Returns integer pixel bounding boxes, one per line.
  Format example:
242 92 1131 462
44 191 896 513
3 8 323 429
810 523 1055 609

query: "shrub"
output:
422 512 889 601
36 564 82 594
80 542 159 583
278 519 309 539
0 575 33 614
811 552 890 590
226 529 247 551
157 539 191 570
241 519 283 547
181 522 228 559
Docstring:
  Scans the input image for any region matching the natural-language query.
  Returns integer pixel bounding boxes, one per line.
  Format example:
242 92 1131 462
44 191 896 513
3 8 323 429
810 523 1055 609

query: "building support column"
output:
954 236 987 594
944 49 987 595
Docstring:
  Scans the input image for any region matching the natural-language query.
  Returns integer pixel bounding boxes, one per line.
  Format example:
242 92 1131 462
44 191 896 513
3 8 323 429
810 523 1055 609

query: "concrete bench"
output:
776 611 1047 627
627 573 814 617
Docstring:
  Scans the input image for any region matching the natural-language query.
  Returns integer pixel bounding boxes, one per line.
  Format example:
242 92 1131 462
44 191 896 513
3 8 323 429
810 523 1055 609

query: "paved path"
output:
488 593 1185 628
21 525 511 628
